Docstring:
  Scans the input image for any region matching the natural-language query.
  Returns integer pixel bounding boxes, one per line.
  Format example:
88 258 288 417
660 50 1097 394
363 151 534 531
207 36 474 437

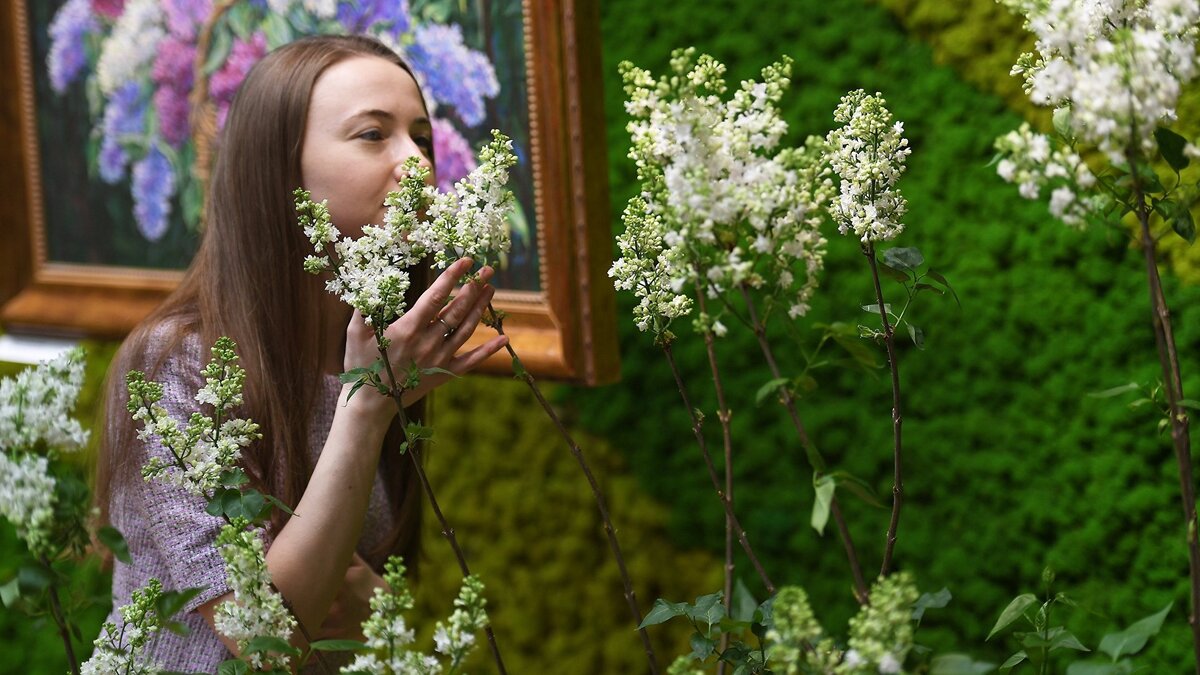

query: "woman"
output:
95 34 507 669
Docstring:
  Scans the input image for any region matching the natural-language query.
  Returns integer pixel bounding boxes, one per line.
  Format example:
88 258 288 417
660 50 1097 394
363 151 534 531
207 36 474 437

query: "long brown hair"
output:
96 34 429 569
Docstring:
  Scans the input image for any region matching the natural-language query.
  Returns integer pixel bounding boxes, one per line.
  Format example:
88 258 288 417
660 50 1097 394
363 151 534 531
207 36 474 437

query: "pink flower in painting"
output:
163 0 212 40
152 37 196 147
91 0 125 19
431 117 478 192
210 31 267 128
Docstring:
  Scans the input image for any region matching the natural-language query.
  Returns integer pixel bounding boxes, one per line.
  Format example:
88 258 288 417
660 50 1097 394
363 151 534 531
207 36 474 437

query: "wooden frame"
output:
0 0 619 384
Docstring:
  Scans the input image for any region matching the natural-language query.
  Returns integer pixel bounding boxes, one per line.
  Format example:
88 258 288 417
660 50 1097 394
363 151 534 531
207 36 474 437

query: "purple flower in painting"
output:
163 0 212 39
132 145 176 241
407 22 499 127
91 0 125 19
47 0 97 93
337 0 410 36
431 116 477 191
98 81 147 182
152 37 197 147
210 31 268 128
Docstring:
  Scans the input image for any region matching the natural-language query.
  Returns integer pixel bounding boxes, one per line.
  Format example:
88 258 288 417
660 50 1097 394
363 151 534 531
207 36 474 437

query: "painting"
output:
1 0 618 383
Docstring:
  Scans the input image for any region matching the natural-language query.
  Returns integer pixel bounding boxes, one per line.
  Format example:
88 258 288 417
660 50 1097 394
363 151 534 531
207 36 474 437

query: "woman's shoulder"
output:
119 316 206 385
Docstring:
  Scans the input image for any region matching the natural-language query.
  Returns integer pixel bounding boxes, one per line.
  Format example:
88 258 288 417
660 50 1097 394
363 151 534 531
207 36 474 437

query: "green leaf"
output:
218 660 250 675
225 3 257 39
907 323 926 350
755 378 790 406
0 577 20 607
244 635 301 657
1099 602 1172 661
878 261 910 283
237 490 267 522
1179 399 1200 411
309 639 370 652
404 422 434 442
511 354 528 379
261 11 295 49
689 592 726 630
1046 627 1090 652
913 588 953 624
17 564 53 594
639 598 690 628
828 470 885 508
931 654 996 675
202 27 234 75
862 303 893 316
1171 206 1195 245
163 620 192 636
156 586 205 619
811 473 835 535
833 332 880 369
1066 661 1135 675
1087 383 1140 399
1134 163 1165 194
690 632 717 660
731 578 758 622
926 268 962 307
219 469 249 488
999 651 1028 673
1053 107 1074 141
1155 127 1190 172
914 282 944 295
339 367 371 384
264 494 296 517
421 366 459 378
988 594 1038 640
883 247 925 271
206 488 238 518
98 526 132 565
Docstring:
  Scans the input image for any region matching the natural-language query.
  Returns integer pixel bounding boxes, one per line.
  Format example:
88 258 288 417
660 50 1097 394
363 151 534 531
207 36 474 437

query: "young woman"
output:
95 34 508 669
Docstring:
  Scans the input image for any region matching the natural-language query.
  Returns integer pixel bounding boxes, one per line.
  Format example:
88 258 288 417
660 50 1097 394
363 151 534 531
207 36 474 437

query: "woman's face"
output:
300 55 434 233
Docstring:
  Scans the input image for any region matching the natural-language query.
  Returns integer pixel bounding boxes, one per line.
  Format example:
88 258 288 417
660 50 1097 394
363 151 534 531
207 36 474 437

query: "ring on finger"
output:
436 317 457 340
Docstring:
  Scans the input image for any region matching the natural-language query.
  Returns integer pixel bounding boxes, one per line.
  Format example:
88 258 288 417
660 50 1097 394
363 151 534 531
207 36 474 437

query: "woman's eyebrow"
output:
343 109 395 125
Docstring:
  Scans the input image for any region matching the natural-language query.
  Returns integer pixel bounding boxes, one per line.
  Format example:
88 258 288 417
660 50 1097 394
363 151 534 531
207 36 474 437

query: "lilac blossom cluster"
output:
825 90 911 244
994 122 1105 228
48 0 502 243
999 0 1200 163
614 49 830 335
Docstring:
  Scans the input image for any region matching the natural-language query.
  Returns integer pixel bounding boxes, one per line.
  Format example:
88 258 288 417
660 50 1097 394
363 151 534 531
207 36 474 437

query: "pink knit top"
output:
102 329 396 671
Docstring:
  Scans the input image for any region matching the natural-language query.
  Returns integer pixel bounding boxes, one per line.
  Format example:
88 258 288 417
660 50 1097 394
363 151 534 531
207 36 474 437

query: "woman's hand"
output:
316 553 390 641
341 257 508 423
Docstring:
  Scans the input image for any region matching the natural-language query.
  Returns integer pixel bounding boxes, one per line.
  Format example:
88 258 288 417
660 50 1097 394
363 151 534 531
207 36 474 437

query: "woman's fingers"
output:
436 283 496 354
407 258 475 325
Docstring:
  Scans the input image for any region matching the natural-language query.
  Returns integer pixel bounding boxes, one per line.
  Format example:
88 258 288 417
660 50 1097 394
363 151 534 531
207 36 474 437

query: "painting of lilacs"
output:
41 0 536 282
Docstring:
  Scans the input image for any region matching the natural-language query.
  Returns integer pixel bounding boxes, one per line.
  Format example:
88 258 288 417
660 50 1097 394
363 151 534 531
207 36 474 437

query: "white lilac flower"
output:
999 0 1200 163
825 90 912 244
296 182 424 328
0 347 89 453
431 574 489 669
214 522 297 672
95 0 165 96
840 572 920 674
993 122 1108 228
129 339 261 496
609 196 694 337
81 579 166 675
408 130 518 270
0 453 57 556
765 586 842 674
617 49 827 327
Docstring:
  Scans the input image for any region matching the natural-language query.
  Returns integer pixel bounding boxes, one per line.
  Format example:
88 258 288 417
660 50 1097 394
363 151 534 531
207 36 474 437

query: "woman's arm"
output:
197 259 507 653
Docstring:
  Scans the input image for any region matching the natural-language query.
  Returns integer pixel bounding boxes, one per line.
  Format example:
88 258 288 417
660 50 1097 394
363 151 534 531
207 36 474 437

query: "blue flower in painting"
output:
407 22 499 127
132 145 176 241
98 82 148 183
337 0 410 36
47 0 97 93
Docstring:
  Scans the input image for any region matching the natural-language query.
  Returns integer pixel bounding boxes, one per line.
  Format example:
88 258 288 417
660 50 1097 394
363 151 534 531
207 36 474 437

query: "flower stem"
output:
485 305 659 675
1128 150 1200 673
376 346 508 675
661 342 776 595
863 244 905 578
738 285 870 604
691 279 736 668
40 556 79 675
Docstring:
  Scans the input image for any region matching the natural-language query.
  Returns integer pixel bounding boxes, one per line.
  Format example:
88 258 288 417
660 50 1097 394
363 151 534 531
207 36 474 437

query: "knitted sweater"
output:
102 329 395 671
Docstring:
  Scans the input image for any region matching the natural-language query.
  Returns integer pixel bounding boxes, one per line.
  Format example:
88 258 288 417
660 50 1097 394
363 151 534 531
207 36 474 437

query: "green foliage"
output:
566 0 1200 669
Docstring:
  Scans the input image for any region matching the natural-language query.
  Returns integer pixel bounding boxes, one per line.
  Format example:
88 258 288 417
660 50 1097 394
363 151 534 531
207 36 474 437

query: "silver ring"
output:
437 317 457 339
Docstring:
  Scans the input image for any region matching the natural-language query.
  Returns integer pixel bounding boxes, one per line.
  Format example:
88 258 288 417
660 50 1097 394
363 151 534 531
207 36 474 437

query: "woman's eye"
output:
415 136 434 154
358 129 384 141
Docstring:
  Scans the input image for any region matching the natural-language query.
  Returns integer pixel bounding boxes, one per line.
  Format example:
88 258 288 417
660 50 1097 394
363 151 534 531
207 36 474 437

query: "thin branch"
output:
1128 149 1200 673
863 244 905 578
485 306 659 675
661 342 776 595
376 346 509 675
40 556 79 675
738 285 870 604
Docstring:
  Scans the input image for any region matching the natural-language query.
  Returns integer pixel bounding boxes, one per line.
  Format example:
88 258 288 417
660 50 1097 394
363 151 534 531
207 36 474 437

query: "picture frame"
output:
0 0 619 385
